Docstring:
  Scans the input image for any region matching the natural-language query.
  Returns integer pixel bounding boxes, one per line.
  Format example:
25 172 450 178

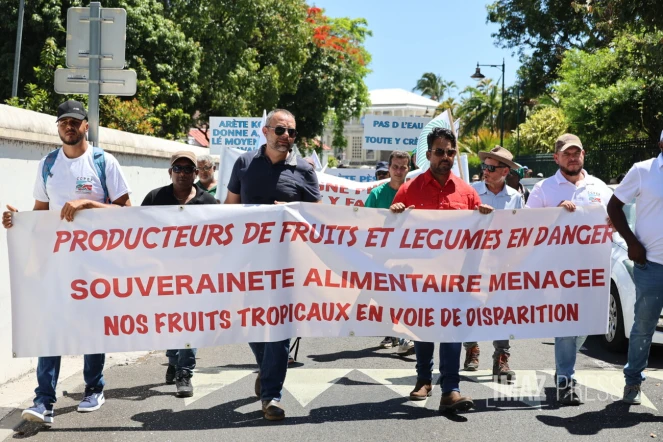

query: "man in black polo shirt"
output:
225 109 321 421
142 150 216 398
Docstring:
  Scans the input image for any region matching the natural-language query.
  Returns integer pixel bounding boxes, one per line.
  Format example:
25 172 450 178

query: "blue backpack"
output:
42 146 110 203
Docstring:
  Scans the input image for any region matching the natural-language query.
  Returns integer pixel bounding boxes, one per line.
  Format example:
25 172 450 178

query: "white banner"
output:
324 168 379 183
9 204 611 357
209 117 263 154
363 115 431 150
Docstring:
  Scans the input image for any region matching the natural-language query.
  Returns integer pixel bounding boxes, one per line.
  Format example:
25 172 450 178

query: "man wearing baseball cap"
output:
464 146 524 381
526 133 612 405
141 150 216 398
2 99 132 423
607 129 663 405
375 161 390 180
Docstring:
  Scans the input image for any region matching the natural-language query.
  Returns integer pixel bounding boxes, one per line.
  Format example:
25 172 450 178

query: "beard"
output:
430 161 452 176
560 164 583 176
60 131 85 146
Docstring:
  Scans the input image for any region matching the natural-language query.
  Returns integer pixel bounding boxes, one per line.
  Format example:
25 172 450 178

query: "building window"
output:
365 150 375 161
351 137 363 160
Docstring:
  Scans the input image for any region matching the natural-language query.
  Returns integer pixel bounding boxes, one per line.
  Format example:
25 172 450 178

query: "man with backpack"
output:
2 100 132 423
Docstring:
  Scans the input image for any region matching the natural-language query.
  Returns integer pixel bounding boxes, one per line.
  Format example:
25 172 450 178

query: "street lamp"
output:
470 59 505 147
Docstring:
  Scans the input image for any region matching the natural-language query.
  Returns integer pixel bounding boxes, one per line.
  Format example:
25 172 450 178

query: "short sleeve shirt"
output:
472 181 524 210
227 145 321 204
365 182 398 209
141 184 217 206
613 154 663 265
392 170 481 210
525 169 611 209
33 146 131 211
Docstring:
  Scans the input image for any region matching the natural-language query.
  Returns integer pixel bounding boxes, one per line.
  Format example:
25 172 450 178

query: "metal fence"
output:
514 139 660 182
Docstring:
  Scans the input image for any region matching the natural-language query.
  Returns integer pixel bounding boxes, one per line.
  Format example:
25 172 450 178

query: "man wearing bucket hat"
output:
463 146 524 381
526 133 612 406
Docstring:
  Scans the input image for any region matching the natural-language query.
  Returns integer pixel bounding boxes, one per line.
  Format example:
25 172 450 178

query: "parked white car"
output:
604 193 663 351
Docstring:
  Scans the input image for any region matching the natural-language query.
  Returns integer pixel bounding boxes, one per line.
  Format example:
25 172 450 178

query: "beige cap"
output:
555 133 583 152
478 145 519 169
170 150 197 166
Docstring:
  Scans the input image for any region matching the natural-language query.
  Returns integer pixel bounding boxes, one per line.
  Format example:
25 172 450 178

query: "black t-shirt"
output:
141 184 217 206
227 145 321 204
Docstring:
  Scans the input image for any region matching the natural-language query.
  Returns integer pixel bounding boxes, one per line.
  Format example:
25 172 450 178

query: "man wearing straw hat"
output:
463 146 524 382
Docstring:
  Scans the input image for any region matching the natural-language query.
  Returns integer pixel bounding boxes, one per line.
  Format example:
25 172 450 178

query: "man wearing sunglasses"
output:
225 109 321 421
3 100 132 424
390 127 488 414
195 154 218 198
463 146 523 381
141 151 217 399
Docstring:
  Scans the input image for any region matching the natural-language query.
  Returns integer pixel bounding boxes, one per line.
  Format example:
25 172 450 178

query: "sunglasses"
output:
171 165 197 174
198 165 214 171
267 126 297 138
57 118 84 128
429 148 457 157
481 164 508 172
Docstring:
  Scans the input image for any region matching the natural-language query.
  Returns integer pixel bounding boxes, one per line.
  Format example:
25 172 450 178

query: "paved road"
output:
4 336 663 441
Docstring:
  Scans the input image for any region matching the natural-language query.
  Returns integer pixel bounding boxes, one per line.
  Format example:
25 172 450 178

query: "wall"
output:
0 105 210 385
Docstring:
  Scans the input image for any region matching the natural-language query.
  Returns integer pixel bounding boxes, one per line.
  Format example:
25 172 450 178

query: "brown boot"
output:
409 380 433 401
464 345 480 371
493 353 516 382
262 399 285 421
439 391 475 413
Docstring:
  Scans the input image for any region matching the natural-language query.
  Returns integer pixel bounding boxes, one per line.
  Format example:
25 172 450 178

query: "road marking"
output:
284 369 353 407
461 370 544 408
358 369 440 408
185 370 253 407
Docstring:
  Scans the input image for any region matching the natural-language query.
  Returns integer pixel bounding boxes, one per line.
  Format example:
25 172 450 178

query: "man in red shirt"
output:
391 127 491 413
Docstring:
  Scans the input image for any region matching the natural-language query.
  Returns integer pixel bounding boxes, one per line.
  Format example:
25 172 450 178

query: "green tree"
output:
412 73 455 101
457 79 501 135
516 106 568 153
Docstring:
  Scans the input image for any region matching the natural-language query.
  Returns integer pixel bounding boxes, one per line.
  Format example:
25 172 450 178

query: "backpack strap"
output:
41 148 61 196
92 146 109 203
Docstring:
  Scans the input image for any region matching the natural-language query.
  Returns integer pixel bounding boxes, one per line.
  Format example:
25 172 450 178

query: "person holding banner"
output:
390 127 490 414
464 146 523 381
365 151 415 355
2 100 132 424
225 109 321 421
141 150 217 398
526 133 612 406
607 130 663 405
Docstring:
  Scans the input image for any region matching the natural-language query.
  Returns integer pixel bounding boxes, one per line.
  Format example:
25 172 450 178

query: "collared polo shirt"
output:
227 145 321 204
365 182 398 209
525 169 611 209
392 170 481 210
613 153 663 265
472 181 524 210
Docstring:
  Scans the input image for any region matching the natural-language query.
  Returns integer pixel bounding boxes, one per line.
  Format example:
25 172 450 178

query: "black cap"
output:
56 100 87 122
376 161 389 173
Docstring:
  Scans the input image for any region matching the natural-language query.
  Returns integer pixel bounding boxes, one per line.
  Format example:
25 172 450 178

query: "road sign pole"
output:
88 2 101 147
11 0 25 97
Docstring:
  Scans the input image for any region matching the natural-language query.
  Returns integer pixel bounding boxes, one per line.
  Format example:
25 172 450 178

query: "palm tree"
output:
412 73 455 102
456 79 501 135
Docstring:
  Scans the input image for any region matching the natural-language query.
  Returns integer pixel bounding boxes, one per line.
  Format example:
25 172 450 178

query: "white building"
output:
322 88 440 166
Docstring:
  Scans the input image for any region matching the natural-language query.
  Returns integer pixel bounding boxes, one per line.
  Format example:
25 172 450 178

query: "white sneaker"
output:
396 340 415 356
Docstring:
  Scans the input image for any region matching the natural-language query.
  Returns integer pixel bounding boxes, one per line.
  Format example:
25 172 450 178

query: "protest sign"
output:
324 168 379 183
209 117 263 154
8 203 611 357
363 115 431 150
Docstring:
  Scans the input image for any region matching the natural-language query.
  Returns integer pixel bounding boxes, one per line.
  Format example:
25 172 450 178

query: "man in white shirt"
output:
526 133 612 406
2 100 132 424
607 131 663 405
464 146 524 381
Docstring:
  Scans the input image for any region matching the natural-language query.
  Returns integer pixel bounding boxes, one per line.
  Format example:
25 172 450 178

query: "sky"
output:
312 0 520 101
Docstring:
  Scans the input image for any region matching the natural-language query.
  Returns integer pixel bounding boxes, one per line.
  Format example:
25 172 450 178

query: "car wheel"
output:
602 283 628 352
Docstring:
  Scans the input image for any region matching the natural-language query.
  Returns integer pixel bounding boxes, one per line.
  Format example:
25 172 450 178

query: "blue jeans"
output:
414 341 461 394
35 354 105 406
463 340 510 357
250 339 290 402
555 336 586 386
166 348 197 377
624 260 663 386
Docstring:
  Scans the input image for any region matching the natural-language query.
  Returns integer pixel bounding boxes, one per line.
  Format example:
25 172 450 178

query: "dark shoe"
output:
165 364 176 385
464 345 480 371
262 399 285 421
439 391 475 413
176 373 194 398
558 384 582 406
409 380 433 400
493 353 516 382
255 372 261 398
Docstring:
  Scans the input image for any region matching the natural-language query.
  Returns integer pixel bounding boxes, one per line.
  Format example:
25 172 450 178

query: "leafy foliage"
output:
516 107 568 153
